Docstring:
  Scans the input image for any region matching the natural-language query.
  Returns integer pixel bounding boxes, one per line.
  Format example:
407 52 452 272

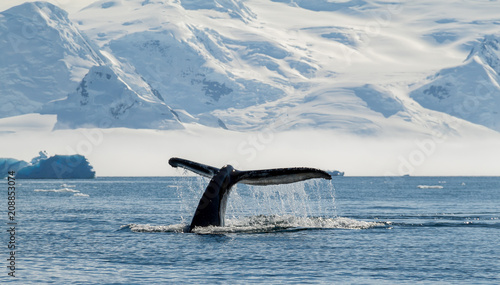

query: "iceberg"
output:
0 158 29 178
330 170 345 177
15 153 95 179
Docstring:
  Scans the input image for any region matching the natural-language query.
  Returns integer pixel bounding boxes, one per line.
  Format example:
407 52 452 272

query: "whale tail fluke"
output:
168 157 332 186
235 168 332 185
169 157 332 232
168 157 219 179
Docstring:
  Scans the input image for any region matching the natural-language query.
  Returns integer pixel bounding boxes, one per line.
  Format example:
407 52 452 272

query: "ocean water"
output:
3 176 499 284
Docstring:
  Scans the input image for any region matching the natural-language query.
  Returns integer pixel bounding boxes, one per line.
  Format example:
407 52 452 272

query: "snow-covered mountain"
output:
1 0 500 136
0 1 189 129
40 65 182 129
0 1 102 118
410 35 500 132
108 29 287 115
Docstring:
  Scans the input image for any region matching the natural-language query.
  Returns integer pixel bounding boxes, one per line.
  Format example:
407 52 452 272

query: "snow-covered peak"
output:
0 1 101 118
411 34 500 132
108 29 286 116
466 34 500 73
179 0 256 21
2 1 64 18
41 65 183 130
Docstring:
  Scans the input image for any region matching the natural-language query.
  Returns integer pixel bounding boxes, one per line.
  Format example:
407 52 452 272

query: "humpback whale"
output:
168 157 332 232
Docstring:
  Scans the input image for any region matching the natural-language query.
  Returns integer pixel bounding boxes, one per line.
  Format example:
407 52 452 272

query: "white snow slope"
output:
0 2 101 117
1 0 499 176
411 35 500 132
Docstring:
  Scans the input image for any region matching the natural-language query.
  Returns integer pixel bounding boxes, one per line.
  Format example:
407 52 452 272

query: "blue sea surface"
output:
3 176 499 284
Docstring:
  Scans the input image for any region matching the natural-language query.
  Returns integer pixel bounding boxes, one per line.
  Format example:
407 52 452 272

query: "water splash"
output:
226 179 337 221
170 172 336 223
172 176 210 224
122 177 385 234
120 223 187 233
176 177 339 223
122 216 385 234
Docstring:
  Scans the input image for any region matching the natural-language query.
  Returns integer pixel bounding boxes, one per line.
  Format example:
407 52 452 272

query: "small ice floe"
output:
417 185 444 189
34 186 90 197
34 188 80 193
